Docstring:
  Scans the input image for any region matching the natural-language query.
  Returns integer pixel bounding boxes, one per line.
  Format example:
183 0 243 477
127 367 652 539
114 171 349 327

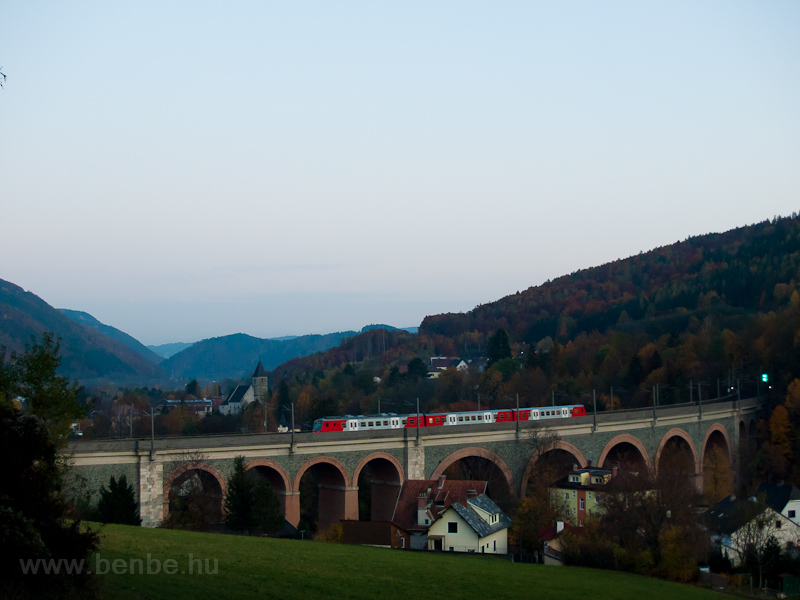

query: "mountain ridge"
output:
0 279 165 383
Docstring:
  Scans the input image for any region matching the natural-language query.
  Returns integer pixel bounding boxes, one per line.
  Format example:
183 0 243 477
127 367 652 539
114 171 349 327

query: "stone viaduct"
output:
65 396 764 530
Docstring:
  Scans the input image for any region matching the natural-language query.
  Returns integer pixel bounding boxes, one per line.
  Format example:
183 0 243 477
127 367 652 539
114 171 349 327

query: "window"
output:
790 510 796 519
580 499 584 510
776 520 782 529
424 518 429 525
565 493 569 501
573 508 576 515
588 493 592 499
493 540 496 551
448 522 458 533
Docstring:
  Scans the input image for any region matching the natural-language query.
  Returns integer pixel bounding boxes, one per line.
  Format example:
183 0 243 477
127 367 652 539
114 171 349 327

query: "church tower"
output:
252 360 269 401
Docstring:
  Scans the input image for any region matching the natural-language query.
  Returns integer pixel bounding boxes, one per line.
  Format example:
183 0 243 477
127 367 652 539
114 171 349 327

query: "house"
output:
426 356 470 379
706 493 800 565
341 520 410 549
756 482 800 525
391 476 488 550
426 493 512 554
219 361 268 415
539 521 584 566
551 463 616 525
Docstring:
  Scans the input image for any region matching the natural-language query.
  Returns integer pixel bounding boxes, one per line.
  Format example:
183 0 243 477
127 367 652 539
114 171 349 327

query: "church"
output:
219 361 268 415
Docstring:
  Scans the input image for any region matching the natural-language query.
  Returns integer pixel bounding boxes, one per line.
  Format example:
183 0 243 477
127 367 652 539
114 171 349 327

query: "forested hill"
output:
421 216 800 344
59 309 164 364
160 330 359 380
0 279 166 382
266 216 800 426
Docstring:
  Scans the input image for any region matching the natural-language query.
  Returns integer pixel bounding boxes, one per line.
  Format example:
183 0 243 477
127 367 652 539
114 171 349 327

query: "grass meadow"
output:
90 523 726 600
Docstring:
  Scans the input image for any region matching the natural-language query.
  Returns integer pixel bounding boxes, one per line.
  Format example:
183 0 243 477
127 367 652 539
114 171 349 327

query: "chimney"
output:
556 521 564 533
438 475 446 489
417 495 430 526
572 463 578 471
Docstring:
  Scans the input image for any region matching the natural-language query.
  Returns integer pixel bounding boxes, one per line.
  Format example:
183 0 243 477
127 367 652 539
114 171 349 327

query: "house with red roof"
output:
392 475 489 550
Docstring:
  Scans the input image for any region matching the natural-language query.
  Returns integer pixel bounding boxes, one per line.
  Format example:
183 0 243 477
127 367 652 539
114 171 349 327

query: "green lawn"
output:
91 523 727 600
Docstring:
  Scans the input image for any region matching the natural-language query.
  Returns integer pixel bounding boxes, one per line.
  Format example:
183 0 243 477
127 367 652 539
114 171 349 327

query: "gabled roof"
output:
253 361 268 378
706 494 769 536
225 384 250 405
392 477 487 532
552 467 614 491
450 494 512 538
756 482 800 514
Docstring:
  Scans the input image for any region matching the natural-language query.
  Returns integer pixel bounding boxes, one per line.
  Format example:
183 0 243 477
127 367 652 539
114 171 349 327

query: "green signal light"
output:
761 373 769 383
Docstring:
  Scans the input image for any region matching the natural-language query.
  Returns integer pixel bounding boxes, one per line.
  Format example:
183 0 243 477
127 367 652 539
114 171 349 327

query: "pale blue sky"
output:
1 1 798 345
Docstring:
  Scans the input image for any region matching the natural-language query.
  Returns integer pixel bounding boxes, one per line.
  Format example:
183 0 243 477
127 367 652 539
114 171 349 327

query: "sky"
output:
1 1 799 346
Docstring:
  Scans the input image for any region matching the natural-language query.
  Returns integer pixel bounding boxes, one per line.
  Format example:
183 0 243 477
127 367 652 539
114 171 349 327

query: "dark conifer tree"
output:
487 329 512 365
224 456 254 532
98 474 141 525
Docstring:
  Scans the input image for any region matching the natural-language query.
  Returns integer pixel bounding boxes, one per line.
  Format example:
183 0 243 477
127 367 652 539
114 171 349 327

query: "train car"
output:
568 404 587 417
313 418 347 432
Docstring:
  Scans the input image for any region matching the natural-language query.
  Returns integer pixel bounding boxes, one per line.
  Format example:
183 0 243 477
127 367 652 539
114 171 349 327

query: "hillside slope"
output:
0 279 165 382
59 309 164 364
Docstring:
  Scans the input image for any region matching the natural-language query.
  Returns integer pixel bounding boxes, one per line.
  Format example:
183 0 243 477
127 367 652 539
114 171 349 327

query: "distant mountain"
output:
59 309 163 364
147 341 194 360
160 331 358 380
0 279 166 383
361 324 418 334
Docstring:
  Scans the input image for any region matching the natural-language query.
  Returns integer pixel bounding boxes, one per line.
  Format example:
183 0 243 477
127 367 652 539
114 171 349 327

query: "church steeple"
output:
252 360 268 400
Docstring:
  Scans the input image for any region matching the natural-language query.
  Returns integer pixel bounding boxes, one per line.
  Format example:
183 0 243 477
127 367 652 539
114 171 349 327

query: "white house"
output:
707 493 800 565
757 482 800 525
426 494 512 554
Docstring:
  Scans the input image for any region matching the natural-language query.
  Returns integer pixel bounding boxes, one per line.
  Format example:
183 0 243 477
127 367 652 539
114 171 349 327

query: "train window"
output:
478 415 482 420
384 421 389 426
361 422 366 427
459 416 464 422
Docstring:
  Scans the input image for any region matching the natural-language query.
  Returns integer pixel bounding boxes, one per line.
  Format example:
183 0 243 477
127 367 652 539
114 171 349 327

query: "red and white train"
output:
312 404 587 433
